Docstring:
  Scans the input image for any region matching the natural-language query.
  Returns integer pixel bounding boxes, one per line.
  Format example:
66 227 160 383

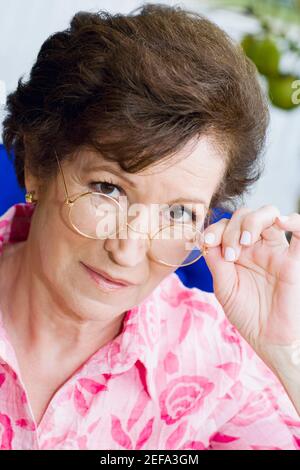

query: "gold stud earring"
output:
25 190 38 204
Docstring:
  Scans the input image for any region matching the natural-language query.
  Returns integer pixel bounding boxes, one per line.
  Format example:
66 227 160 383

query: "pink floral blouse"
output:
0 202 300 450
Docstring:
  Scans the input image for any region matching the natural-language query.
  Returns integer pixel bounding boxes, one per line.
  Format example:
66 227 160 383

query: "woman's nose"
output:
103 224 151 267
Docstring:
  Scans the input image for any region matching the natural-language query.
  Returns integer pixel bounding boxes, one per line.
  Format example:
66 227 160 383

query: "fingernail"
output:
240 230 251 245
278 215 288 223
204 232 215 244
225 247 235 262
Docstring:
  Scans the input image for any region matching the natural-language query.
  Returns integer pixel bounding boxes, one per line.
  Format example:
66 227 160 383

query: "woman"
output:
0 3 299 450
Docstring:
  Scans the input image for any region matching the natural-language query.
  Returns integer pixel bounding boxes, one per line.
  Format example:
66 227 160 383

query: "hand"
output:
202 205 300 361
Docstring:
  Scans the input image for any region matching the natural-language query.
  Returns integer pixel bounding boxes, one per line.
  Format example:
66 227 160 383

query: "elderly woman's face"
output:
26 135 225 321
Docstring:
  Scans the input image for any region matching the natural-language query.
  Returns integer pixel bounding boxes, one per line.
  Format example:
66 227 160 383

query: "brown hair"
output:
2 2 269 218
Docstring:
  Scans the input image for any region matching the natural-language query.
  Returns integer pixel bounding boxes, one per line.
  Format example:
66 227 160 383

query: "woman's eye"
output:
89 181 123 199
167 206 195 224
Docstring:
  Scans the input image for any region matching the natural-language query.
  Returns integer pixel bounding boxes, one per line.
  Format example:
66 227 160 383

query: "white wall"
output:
0 0 299 214
207 7 300 216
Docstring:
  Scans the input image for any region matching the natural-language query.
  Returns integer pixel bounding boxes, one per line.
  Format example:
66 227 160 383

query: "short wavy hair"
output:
2 2 269 215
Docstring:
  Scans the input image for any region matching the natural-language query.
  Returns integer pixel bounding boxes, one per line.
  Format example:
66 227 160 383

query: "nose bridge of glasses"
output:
124 201 160 237
120 201 204 240
113 206 151 250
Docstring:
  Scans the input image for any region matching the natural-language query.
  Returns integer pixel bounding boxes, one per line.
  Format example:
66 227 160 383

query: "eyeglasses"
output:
54 151 211 267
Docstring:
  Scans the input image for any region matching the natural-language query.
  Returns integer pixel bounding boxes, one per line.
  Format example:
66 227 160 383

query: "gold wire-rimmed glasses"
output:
54 151 210 267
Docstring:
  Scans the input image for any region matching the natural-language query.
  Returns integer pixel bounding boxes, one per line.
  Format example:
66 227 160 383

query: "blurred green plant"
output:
213 0 300 24
212 0 300 110
241 33 280 76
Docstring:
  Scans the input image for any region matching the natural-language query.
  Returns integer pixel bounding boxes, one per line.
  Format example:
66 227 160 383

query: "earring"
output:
25 190 38 204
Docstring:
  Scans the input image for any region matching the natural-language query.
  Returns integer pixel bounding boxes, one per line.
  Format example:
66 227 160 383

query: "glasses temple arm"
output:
54 150 71 203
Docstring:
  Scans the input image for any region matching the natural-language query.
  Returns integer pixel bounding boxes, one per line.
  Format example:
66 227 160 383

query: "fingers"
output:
203 207 252 262
221 207 254 261
240 204 287 246
202 216 230 255
203 205 285 262
275 212 300 258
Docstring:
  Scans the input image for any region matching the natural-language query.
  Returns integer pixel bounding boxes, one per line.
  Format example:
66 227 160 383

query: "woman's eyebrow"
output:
83 164 207 206
168 197 207 207
82 164 137 188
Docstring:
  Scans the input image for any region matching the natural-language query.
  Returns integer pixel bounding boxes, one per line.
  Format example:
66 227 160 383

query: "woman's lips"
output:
81 262 133 290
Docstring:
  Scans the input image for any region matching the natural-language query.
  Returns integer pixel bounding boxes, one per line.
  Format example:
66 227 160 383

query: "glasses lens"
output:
69 193 123 239
69 195 206 267
150 224 204 267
